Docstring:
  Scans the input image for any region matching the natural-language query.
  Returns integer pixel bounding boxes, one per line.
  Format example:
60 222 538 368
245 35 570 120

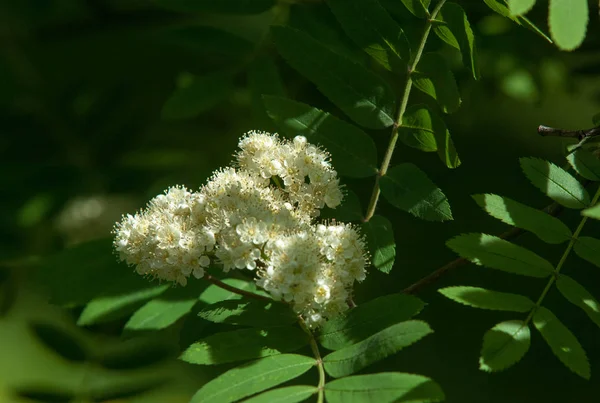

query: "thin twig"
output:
203 274 273 302
298 318 325 403
402 201 564 295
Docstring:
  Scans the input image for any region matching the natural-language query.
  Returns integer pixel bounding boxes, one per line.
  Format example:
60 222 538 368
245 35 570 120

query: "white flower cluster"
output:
114 131 368 327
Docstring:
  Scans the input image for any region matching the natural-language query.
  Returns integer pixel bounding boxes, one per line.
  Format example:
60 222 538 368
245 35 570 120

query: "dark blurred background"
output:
2 1 600 402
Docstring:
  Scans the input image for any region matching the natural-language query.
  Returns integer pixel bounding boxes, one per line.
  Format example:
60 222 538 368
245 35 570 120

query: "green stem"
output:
299 318 325 403
364 0 447 222
525 184 600 323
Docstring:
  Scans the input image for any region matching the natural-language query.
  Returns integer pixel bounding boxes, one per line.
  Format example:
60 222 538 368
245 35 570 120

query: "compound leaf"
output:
439 286 535 312
480 320 531 372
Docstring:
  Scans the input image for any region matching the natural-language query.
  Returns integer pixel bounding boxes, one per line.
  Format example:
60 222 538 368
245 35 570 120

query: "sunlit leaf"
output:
533 306 590 379
327 0 410 72
557 274 600 329
199 278 258 304
434 2 479 79
180 327 308 365
325 372 444 403
161 72 234 120
480 320 531 372
271 26 396 129
263 95 378 178
413 53 461 113
361 215 396 274
573 236 600 268
520 157 590 209
472 193 572 244
582 204 600 220
508 0 536 16
190 354 316 403
323 321 432 377
439 286 535 312
318 293 425 350
566 149 600 181
380 163 453 221
482 0 552 43
446 233 554 277
399 105 461 168
198 300 297 327
243 386 318 403
549 0 588 51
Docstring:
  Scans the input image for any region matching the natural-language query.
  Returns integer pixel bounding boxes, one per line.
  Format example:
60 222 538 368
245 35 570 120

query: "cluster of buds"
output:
113 131 368 327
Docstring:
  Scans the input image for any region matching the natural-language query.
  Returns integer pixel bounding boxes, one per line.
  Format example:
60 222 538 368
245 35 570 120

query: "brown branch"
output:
402 201 564 295
204 274 274 302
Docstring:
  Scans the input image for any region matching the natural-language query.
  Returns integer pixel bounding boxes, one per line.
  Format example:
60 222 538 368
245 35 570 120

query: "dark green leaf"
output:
30 322 89 363
566 149 600 181
271 26 396 129
96 337 174 370
399 104 461 168
15 387 75 403
190 354 316 403
413 53 461 113
574 236 600 268
434 2 479 79
199 278 259 304
533 306 590 379
330 190 363 222
323 320 432 377
243 386 318 403
78 284 168 326
482 0 552 42
180 327 308 365
439 286 535 312
508 0 536 15
161 72 234 120
480 320 531 372
325 372 444 403
446 233 554 277
380 163 453 221
520 157 590 209
557 274 600 329
263 96 378 178
549 0 588 51
472 193 572 244
198 300 297 327
249 57 286 131
327 0 410 72
399 0 430 18
318 293 425 350
153 0 275 14
361 215 396 274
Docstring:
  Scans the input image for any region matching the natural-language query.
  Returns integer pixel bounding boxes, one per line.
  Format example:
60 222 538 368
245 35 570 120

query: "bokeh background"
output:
2 1 600 402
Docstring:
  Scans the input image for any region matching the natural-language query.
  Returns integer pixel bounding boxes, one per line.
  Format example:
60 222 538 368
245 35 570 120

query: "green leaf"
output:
361 215 396 274
323 320 432 378
439 286 535 312
161 72 233 120
190 354 316 403
325 372 444 403
243 386 318 403
199 278 259 304
413 53 461 113
574 236 600 268
197 300 297 327
472 193 572 244
180 327 308 365
483 0 552 43
399 0 430 18
399 104 461 168
318 293 425 350
566 149 600 181
380 163 453 221
446 233 554 277
549 0 588 51
271 26 396 129
520 157 590 209
479 320 531 372
533 306 590 379
508 0 536 16
153 0 275 14
330 190 363 222
557 274 600 329
263 95 378 178
249 57 286 131
78 284 169 326
124 282 207 330
582 204 600 220
434 2 479 79
327 0 410 72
